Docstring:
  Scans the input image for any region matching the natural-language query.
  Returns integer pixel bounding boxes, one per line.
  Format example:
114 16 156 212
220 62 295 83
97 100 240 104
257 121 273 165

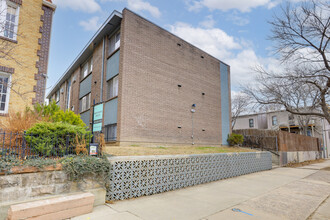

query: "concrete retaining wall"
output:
279 151 322 166
107 152 272 201
0 171 106 220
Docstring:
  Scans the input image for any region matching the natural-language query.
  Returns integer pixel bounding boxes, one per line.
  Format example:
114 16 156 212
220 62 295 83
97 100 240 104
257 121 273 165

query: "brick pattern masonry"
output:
33 5 54 104
8 0 22 5
0 65 14 74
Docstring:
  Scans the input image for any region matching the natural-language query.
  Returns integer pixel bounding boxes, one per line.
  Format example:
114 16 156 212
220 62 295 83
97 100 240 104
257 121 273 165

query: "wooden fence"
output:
234 129 320 152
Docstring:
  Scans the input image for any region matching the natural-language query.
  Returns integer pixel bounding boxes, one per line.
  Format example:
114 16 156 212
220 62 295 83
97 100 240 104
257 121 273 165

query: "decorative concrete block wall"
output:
107 152 272 201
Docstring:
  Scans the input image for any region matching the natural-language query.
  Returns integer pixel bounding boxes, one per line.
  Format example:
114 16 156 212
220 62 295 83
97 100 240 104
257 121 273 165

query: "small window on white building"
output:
107 75 118 99
109 31 120 55
0 72 11 113
249 119 254 128
0 0 20 40
79 93 91 112
272 116 278 126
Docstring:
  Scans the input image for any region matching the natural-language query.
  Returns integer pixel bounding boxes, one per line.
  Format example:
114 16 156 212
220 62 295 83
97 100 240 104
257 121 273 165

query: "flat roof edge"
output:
46 10 122 99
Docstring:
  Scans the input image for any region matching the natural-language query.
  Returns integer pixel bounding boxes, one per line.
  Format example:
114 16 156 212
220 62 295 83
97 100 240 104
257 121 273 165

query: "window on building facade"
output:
109 31 120 55
0 1 20 40
249 119 254 128
272 116 278 126
288 114 294 120
66 79 71 110
0 72 10 113
80 57 93 80
107 75 118 99
105 123 117 141
55 90 60 104
79 93 91 112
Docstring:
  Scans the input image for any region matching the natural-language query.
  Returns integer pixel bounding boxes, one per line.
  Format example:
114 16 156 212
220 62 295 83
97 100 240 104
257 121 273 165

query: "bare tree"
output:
244 0 330 124
231 93 251 130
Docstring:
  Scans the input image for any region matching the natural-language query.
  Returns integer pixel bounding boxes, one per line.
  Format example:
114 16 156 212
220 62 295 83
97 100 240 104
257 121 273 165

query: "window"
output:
249 119 254 128
272 116 277 126
79 93 91 112
55 90 60 104
109 31 120 55
66 79 71 110
107 75 118 99
104 124 117 141
0 1 19 40
0 72 10 113
81 57 93 79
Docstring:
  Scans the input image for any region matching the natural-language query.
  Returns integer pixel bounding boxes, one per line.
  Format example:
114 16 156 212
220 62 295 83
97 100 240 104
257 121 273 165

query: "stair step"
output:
7 193 94 220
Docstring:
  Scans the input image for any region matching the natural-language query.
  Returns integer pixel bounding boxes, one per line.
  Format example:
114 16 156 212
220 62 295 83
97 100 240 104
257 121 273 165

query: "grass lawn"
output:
104 145 257 156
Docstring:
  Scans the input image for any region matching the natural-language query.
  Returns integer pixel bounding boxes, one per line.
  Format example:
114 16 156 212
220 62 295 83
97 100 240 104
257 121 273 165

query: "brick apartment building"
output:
0 0 56 116
47 9 231 146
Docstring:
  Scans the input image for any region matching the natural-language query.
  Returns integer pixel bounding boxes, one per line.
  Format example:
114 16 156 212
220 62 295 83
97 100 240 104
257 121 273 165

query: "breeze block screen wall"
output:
107 152 272 201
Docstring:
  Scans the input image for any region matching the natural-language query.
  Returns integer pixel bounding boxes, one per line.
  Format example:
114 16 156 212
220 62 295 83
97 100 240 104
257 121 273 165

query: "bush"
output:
0 109 39 133
33 101 60 118
34 101 86 127
227 133 244 146
59 155 110 183
51 110 86 127
25 122 90 156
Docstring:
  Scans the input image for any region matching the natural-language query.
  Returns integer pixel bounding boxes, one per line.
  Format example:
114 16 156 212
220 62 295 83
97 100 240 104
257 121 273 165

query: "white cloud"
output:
187 0 274 12
226 13 249 26
227 49 281 90
79 16 102 31
127 0 161 18
199 15 216 28
169 22 281 91
169 22 241 59
53 0 101 13
101 0 161 18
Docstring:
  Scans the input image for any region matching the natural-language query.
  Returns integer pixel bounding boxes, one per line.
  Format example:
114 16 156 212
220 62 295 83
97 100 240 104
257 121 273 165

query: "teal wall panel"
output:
220 63 230 145
79 74 92 98
106 50 120 81
104 98 118 125
80 110 90 126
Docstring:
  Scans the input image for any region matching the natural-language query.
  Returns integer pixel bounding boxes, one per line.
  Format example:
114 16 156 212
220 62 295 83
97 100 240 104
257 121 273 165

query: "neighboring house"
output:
0 0 56 116
47 9 231 146
234 110 330 152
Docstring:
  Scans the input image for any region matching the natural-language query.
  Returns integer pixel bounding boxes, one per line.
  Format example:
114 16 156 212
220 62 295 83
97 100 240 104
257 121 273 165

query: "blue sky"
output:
48 0 291 95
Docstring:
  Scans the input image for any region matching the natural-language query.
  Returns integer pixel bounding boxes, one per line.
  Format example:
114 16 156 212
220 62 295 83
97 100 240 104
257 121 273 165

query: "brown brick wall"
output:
89 40 104 122
70 69 80 114
118 9 223 145
33 5 54 105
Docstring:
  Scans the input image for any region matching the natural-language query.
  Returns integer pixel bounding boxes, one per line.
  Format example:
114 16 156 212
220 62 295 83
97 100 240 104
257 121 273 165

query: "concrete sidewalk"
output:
72 160 330 220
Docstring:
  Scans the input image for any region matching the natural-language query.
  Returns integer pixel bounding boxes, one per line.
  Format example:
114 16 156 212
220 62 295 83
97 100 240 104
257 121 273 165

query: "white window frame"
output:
0 71 11 114
109 31 120 55
249 119 254 128
66 79 71 110
80 93 91 113
272 116 278 126
0 0 20 41
107 75 118 99
55 90 60 103
81 57 93 80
